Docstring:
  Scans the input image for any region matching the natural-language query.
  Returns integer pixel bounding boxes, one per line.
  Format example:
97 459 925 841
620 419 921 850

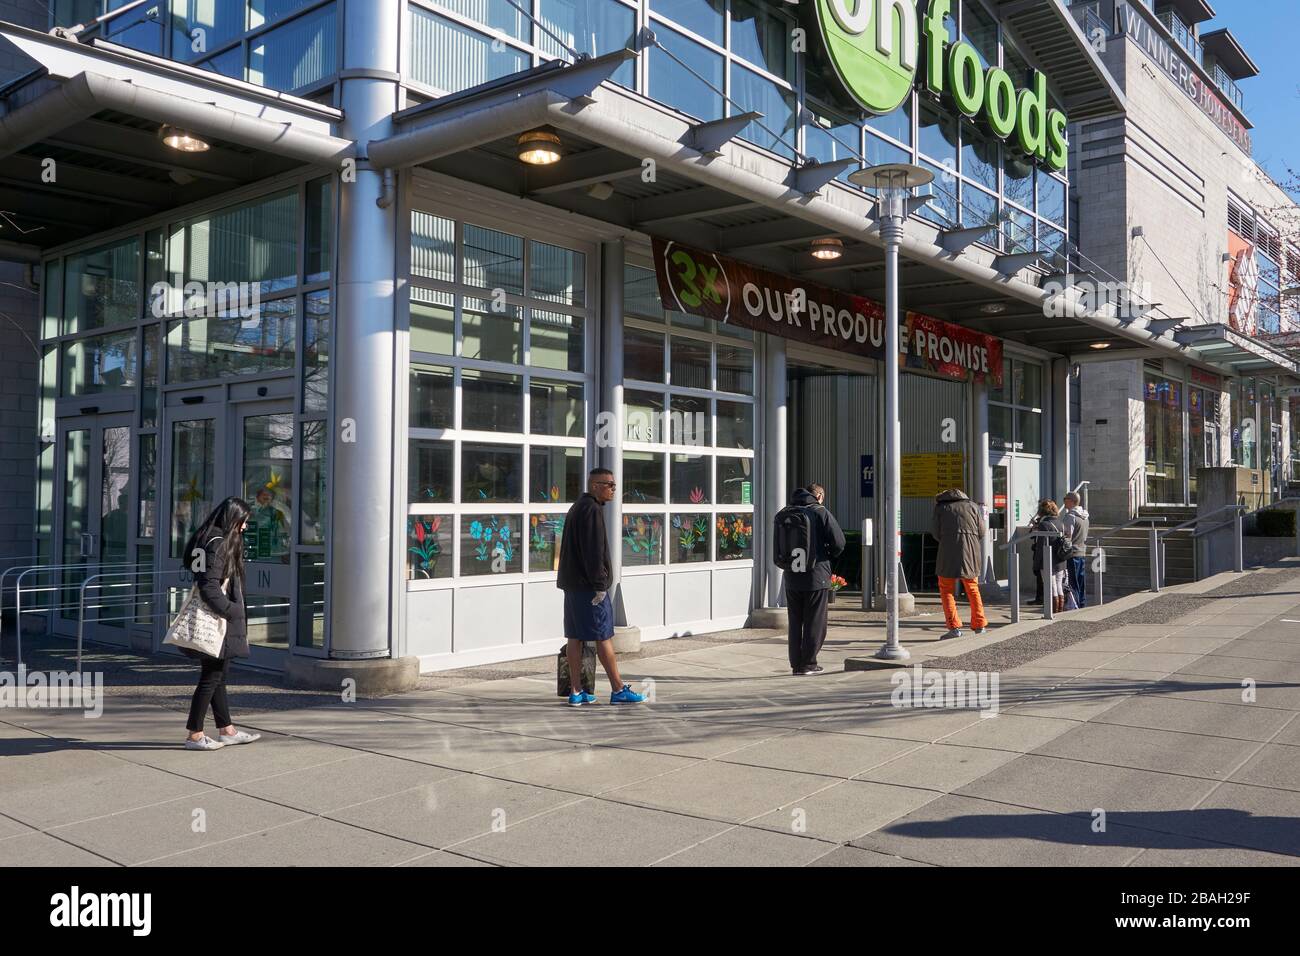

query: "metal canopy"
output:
1174 324 1300 377
1200 29 1260 80
990 0 1128 121
0 22 350 250
374 51 1201 362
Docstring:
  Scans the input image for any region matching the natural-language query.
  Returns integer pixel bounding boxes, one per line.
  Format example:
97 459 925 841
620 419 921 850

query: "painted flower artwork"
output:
622 514 662 564
716 513 753 560
407 515 448 579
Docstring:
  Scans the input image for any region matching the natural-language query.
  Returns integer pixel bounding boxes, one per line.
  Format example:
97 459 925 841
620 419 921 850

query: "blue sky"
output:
1214 0 1299 196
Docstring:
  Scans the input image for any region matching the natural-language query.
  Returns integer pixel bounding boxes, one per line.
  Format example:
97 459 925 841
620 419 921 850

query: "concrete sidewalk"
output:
2 568 1299 867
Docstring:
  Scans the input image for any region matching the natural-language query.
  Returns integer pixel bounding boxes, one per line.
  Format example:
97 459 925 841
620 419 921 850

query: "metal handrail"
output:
999 528 1066 624
1158 503 1244 539
1070 480 1090 513
75 569 190 673
5 561 154 668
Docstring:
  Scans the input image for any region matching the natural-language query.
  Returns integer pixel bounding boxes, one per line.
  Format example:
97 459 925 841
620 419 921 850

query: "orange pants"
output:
939 577 987 632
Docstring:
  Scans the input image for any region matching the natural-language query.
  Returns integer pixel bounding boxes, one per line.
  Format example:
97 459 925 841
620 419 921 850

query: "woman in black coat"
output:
1029 499 1068 612
182 497 262 751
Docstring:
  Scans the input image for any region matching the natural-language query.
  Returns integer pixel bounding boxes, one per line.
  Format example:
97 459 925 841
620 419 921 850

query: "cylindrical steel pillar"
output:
327 0 401 659
600 240 626 623
763 336 788 607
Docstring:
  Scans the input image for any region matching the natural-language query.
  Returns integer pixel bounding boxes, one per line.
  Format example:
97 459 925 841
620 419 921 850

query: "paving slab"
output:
1031 722 1254 780
1146 673 1300 711
398 850 496 866
99 731 354 787
1095 625 1179 639
1092 695 1293 742
603 760 832 823
1272 717 1300 746
936 713 1081 753
574 716 795 759
854 795 1172 866
811 705 986 742
0 831 120 866
158 816 430 867
955 754 1219 816
1177 655 1300 684
717 729 922 779
747 780 940 844
0 747 213 829
1098 651 1202 673
806 845 933 866
454 798 729 867
1228 744 1300 792
1128 844 1300 866
50 788 308 866
1161 784 1300 857
855 743 1020 792
327 772 581 849
1139 636 1234 655
231 752 464 814
482 745 698 796
1218 639 1300 663
1030 651 1127 670
653 826 833 867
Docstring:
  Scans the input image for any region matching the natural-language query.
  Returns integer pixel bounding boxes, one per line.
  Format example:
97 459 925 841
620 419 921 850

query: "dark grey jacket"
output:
556 493 612 593
1029 515 1068 573
930 489 986 580
782 488 846 592
192 534 248 660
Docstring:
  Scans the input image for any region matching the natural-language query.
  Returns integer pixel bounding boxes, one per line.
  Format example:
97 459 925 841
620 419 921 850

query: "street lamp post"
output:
848 162 934 662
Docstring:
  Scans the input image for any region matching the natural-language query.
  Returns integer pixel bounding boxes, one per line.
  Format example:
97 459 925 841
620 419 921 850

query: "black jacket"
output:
782 488 846 592
556 493 612 593
1030 515 1067 574
191 534 249 660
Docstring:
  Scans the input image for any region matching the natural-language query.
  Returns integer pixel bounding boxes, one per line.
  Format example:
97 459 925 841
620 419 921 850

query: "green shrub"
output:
1255 509 1297 538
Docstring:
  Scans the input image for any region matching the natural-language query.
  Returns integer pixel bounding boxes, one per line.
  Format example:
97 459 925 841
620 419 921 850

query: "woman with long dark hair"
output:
182 496 262 751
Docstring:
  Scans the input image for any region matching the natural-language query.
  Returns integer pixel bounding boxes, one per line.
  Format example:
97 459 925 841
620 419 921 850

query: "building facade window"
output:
622 263 755 567
405 210 593 584
1144 370 1183 505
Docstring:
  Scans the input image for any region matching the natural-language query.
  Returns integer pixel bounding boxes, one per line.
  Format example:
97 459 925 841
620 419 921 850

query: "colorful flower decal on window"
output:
689 486 705 504
672 514 711 559
623 514 662 561
716 513 753 559
470 515 514 563
407 515 447 578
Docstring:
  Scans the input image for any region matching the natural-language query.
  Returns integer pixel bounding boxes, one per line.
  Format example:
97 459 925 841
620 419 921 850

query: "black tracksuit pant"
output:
787 588 830 672
186 656 232 733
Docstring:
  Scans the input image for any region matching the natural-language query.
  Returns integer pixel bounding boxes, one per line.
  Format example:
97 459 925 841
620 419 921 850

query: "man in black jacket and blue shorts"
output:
557 468 645 707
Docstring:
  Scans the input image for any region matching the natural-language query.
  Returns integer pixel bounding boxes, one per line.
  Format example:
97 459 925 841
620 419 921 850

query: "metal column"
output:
763 336 788 608
600 240 626 624
328 0 401 659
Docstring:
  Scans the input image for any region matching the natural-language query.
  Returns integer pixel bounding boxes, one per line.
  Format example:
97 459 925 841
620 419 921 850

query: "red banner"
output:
652 238 1003 387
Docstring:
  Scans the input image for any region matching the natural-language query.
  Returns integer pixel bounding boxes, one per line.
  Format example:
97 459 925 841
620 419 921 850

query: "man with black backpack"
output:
773 482 846 676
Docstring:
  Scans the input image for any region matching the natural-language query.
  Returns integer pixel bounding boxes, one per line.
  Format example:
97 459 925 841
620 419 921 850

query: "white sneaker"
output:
185 735 225 751
217 730 261 746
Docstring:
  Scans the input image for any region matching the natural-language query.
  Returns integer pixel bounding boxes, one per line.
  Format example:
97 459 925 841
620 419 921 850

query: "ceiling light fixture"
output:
1089 342 1113 350
810 238 844 261
979 302 1007 315
159 125 209 152
517 130 562 165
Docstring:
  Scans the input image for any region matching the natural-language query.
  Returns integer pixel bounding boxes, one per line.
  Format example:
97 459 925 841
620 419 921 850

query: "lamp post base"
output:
873 642 911 661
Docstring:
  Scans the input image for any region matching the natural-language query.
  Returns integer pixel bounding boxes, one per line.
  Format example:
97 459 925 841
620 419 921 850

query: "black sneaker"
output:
792 668 807 676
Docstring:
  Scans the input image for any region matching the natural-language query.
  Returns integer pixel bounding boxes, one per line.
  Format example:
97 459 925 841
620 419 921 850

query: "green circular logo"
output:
815 0 919 115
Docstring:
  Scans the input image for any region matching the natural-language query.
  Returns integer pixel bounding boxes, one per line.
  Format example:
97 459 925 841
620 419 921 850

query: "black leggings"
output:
186 656 231 733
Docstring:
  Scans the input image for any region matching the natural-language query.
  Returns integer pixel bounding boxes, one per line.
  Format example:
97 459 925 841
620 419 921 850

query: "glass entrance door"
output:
991 459 1010 581
159 395 296 667
54 413 133 645
234 403 295 664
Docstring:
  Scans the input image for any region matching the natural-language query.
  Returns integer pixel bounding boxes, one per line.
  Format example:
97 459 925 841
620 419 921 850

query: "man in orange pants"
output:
931 489 989 639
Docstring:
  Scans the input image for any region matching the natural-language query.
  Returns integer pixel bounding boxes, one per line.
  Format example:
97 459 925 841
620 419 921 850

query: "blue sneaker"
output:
581 692 599 705
567 691 585 707
610 684 645 704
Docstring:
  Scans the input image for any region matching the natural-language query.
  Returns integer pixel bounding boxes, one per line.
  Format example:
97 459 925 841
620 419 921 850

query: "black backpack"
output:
773 505 816 572
1050 531 1072 566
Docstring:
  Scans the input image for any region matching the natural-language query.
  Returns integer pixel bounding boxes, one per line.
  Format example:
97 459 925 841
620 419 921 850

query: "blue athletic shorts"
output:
563 589 614 642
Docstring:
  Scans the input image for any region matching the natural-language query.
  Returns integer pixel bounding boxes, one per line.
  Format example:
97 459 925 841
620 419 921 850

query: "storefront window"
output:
622 262 754 567
1144 372 1183 504
407 210 590 584
64 237 140 334
649 25 724 121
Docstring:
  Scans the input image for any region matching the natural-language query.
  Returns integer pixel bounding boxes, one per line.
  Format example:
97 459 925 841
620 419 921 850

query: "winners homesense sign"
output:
813 1 1068 171
653 238 1003 387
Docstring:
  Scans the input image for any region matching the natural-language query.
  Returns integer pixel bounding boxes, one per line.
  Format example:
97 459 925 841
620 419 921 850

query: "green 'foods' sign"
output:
813 0 1068 171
